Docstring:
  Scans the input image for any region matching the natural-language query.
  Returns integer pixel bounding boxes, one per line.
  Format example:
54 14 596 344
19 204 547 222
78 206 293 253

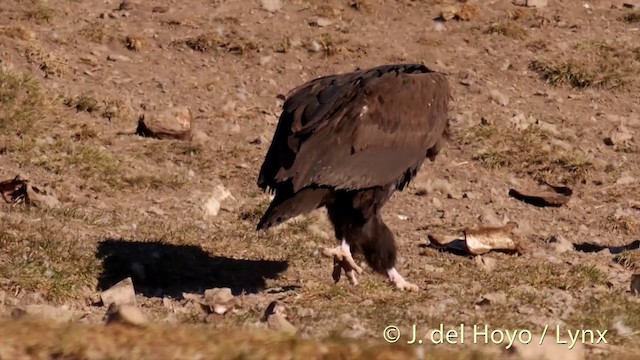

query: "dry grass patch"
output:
461 123 592 184
78 22 116 44
0 318 498 360
64 94 126 120
23 0 55 24
24 43 68 78
529 39 640 89
0 25 34 40
0 217 99 302
0 67 50 133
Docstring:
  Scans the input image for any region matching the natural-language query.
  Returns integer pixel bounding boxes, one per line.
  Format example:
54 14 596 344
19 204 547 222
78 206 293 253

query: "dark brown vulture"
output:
256 63 451 291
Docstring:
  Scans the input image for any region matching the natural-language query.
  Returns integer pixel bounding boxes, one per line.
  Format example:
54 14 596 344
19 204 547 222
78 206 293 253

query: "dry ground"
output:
2 0 640 359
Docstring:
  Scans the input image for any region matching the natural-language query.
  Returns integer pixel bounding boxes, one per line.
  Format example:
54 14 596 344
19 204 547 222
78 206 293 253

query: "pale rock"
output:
203 184 236 217
488 89 509 106
105 304 148 327
12 304 74 323
547 235 573 253
476 292 507 306
474 256 497 273
100 277 137 307
137 106 192 140
204 287 234 304
260 0 282 13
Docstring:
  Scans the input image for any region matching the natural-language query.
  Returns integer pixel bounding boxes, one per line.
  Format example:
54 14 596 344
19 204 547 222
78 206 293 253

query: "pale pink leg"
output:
322 239 363 285
387 267 419 291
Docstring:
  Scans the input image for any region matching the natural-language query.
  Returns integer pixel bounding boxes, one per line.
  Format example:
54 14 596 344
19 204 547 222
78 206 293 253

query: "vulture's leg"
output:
363 215 420 292
322 239 363 285
387 267 419 292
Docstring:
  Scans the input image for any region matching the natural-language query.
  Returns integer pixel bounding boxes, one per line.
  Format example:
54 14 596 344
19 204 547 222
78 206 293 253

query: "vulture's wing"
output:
258 64 451 193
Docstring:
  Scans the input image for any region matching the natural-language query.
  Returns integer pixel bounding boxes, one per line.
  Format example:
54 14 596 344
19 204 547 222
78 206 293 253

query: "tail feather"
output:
257 187 331 230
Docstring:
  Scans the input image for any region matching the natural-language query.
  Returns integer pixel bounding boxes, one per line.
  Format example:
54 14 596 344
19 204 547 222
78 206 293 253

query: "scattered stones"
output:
100 277 137 307
203 184 236 217
105 303 147 327
136 106 193 140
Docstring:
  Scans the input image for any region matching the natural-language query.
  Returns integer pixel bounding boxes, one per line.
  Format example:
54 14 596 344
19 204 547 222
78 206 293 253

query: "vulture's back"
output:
258 63 451 195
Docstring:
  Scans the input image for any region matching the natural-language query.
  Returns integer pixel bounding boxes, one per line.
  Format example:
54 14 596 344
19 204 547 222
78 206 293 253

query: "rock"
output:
117 0 134 11
260 0 282 13
479 209 503 226
631 273 640 295
12 305 74 323
612 319 634 337
476 292 507 306
136 107 193 140
147 206 164 216
510 113 536 131
204 288 234 304
100 277 137 307
604 124 633 148
105 304 147 327
488 89 509 106
547 235 574 253
525 0 548 7
264 301 297 335
310 18 332 27
106 54 131 62
308 41 322 53
616 174 636 186
203 184 236 217
474 255 497 272
0 175 59 208
152 6 169 13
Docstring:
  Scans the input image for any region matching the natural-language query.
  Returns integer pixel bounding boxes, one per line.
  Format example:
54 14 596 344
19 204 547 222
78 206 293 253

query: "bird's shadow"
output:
95 238 290 299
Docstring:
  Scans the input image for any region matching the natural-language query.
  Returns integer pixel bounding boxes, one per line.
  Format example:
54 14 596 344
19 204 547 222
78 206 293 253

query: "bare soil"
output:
1 0 640 359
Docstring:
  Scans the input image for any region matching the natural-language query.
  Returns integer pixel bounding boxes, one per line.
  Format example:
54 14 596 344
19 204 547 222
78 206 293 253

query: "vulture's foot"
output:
322 241 363 285
387 268 419 292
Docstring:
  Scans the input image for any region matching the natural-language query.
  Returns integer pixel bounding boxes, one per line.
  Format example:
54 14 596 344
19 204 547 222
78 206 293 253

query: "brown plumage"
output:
256 63 451 291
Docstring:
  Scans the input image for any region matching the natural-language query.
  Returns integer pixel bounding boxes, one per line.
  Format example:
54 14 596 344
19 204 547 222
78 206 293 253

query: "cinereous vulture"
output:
256 63 451 291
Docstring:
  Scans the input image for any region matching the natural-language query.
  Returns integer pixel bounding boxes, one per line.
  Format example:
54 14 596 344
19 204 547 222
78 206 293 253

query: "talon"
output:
387 267 419 292
323 240 361 285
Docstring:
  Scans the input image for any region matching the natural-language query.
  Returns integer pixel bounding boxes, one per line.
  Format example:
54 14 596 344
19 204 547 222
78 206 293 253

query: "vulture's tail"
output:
257 186 331 230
